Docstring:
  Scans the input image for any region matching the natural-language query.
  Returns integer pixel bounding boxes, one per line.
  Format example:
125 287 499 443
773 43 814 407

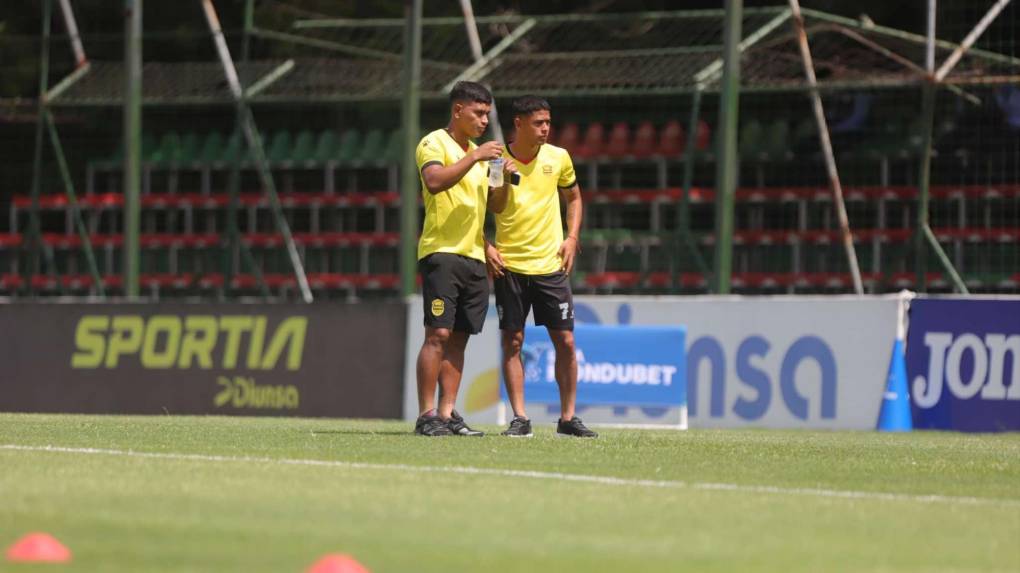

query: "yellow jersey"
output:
495 144 577 275
415 128 489 262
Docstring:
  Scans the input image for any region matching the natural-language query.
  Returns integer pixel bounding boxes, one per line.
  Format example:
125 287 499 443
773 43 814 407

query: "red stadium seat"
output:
631 121 658 159
657 120 685 158
574 123 605 159
553 122 580 155
695 120 712 151
605 122 631 159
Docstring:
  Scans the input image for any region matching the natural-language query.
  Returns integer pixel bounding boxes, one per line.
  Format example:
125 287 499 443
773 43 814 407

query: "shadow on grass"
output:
308 429 412 436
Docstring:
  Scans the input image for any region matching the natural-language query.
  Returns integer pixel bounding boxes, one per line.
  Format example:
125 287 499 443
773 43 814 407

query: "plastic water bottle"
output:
488 158 504 188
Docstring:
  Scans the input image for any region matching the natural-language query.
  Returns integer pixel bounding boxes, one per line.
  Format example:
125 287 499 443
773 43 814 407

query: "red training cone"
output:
6 532 72 563
306 553 371 573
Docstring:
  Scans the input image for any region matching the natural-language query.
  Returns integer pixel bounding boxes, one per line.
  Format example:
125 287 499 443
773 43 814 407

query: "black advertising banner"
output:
0 302 406 418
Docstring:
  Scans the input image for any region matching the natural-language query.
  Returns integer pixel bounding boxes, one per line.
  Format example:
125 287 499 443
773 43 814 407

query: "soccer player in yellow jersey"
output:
413 81 516 437
486 95 597 438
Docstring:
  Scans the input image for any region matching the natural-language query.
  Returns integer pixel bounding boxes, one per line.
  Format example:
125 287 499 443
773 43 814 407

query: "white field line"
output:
2 444 1016 508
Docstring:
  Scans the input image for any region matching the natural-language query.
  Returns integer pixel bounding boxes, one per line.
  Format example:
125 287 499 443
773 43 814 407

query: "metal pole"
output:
223 0 256 299
457 0 505 143
935 0 1013 82
674 88 709 292
201 0 313 303
712 0 742 294
916 0 969 294
400 0 423 297
788 0 864 294
45 110 105 296
27 0 53 284
916 1 937 292
56 0 86 67
124 0 142 298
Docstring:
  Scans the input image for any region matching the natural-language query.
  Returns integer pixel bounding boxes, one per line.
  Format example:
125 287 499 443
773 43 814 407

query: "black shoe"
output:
501 416 534 438
557 416 598 438
448 410 484 437
415 413 453 436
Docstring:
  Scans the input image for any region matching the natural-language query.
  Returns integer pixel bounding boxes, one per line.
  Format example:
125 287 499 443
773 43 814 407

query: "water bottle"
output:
488 158 504 188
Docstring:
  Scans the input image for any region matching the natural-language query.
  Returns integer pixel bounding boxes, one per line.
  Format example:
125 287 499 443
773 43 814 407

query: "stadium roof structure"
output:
41 6 1020 106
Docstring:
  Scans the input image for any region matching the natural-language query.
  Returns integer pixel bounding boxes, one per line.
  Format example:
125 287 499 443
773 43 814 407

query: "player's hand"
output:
558 236 579 274
485 242 506 279
472 141 504 162
502 160 518 184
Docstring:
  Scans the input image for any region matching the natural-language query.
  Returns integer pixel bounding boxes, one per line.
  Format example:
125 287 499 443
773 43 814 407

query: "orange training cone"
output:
6 532 72 563
306 554 371 573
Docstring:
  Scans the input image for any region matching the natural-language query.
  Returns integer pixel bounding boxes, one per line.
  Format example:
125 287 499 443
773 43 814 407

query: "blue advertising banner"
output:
907 298 1020 432
507 324 686 407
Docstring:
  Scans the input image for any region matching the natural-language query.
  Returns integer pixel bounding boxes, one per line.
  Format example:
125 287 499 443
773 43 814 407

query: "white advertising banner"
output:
403 295 904 430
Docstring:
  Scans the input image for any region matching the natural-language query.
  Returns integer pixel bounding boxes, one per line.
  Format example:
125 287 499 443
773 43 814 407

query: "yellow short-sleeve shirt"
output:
495 144 577 275
415 128 489 262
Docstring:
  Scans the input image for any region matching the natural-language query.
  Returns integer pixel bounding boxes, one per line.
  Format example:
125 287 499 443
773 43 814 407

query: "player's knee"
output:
501 331 524 356
425 328 452 347
552 330 575 355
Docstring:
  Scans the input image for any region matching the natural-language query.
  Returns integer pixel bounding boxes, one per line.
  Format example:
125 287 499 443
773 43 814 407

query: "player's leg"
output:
437 330 469 420
417 326 451 414
547 327 577 420
414 254 458 436
500 329 528 418
495 270 534 437
441 254 488 436
532 271 597 438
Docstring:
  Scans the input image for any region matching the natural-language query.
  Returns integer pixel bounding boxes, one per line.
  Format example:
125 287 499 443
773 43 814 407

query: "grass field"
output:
1 414 1018 572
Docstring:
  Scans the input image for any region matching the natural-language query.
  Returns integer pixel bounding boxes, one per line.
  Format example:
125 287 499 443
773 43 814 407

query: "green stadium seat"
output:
220 132 244 164
290 130 316 166
763 120 790 161
197 132 225 165
141 133 158 163
313 130 338 164
151 132 181 165
334 129 362 164
738 120 765 160
266 130 293 164
356 129 386 165
383 129 403 165
177 132 201 165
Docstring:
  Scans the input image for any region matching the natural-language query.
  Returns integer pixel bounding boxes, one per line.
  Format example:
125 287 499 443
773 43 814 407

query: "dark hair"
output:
449 81 492 105
512 95 551 117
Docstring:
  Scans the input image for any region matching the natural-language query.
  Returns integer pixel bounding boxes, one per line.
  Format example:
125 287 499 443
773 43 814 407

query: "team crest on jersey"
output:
542 164 553 174
431 298 445 316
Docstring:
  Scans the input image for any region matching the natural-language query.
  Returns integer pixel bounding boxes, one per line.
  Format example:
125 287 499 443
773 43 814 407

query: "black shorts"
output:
494 269 574 332
420 252 489 334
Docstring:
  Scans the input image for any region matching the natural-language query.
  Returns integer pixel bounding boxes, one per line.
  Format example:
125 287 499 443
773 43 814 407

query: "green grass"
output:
1 414 1018 573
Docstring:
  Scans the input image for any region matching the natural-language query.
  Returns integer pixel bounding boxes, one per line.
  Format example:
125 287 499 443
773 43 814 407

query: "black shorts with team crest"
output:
494 269 574 332
420 252 489 334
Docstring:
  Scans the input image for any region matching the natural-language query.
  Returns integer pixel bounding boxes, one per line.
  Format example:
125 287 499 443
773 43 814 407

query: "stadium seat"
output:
762 119 791 161
355 129 386 165
554 122 580 155
334 129 362 164
739 120 766 160
658 120 685 158
574 123 605 159
290 130 317 166
313 130 338 165
383 128 403 165
630 121 658 158
266 130 293 165
605 122 631 159
197 132 225 165
151 132 182 165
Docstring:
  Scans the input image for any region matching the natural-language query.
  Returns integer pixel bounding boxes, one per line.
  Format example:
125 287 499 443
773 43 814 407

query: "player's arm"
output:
486 161 517 214
558 182 582 274
421 141 503 195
